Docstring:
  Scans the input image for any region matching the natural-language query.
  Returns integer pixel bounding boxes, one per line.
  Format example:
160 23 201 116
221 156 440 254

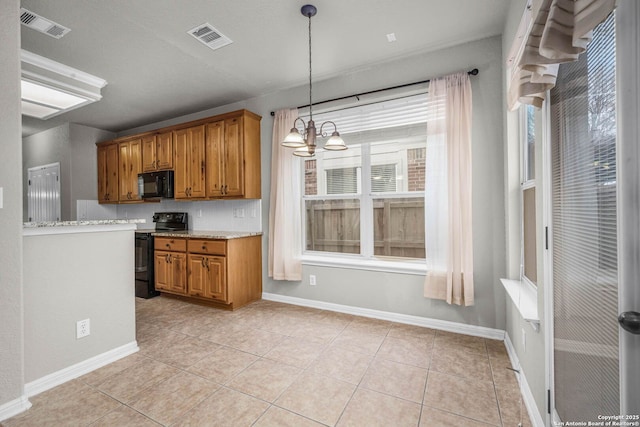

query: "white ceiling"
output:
20 0 509 137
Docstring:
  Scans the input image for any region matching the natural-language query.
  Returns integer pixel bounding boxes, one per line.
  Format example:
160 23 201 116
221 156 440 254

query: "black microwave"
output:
138 170 174 199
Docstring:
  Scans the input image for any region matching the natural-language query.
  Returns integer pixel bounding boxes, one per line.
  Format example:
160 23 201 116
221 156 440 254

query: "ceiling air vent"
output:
188 23 232 51
20 8 71 39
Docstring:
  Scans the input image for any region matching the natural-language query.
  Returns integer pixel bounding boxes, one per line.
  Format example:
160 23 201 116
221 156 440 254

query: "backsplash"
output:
77 199 262 232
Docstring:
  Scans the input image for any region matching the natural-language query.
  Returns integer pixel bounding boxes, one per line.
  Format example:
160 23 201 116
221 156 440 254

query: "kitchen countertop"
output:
23 219 145 236
152 230 262 240
24 219 146 228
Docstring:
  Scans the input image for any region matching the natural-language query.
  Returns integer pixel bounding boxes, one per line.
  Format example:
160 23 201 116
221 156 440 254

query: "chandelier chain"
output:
308 12 313 122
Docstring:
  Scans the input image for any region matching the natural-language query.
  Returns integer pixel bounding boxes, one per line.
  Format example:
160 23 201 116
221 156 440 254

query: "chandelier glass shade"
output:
281 4 347 157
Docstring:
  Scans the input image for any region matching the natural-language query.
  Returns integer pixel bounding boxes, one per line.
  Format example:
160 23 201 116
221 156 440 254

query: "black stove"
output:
153 212 189 232
134 212 188 298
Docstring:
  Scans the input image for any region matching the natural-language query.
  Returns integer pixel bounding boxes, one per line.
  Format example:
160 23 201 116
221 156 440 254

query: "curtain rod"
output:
270 68 478 116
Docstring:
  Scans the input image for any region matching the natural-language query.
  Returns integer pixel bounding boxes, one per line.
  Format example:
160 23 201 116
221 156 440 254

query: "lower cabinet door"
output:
169 252 187 294
155 251 171 291
188 254 226 301
155 251 186 294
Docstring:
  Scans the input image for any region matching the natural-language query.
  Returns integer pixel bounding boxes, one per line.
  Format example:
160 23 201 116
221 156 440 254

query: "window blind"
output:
551 12 618 423
301 93 441 135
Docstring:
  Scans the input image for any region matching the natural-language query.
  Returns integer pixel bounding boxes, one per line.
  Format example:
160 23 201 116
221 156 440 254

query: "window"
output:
521 104 537 285
302 94 431 260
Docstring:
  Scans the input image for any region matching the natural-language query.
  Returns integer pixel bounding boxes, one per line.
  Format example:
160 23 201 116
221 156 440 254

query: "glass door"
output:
615 0 640 417
549 2 640 421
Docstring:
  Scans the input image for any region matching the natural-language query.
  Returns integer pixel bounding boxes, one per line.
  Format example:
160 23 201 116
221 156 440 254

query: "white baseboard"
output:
504 333 545 427
262 292 505 340
24 341 139 398
0 395 31 423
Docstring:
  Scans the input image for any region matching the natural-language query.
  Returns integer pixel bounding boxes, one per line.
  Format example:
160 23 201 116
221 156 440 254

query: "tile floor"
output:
3 296 533 427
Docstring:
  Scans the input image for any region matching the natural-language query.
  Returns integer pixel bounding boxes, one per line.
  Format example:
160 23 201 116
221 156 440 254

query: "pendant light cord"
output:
308 12 313 122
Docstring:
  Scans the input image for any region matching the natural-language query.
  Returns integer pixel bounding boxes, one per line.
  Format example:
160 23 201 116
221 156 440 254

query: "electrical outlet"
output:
198 209 202 218
309 274 316 286
77 319 90 339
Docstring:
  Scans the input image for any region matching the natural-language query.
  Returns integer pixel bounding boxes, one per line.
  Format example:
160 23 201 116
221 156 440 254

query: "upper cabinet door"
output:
174 128 190 199
223 116 245 197
128 139 142 199
118 139 142 201
174 125 205 199
205 120 225 197
155 131 174 170
97 143 119 203
189 125 206 198
141 135 157 172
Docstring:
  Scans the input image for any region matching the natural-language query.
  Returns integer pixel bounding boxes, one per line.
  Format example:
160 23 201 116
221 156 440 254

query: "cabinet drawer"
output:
188 239 226 255
155 237 187 252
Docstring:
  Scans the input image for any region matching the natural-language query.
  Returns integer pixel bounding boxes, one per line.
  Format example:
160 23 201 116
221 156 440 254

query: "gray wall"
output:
23 230 136 383
22 123 115 221
122 35 507 330
0 0 25 409
69 124 116 204
501 0 547 421
22 123 70 220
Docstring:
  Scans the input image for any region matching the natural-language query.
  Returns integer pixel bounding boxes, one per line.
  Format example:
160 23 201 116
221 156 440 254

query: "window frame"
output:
299 116 428 274
520 103 538 288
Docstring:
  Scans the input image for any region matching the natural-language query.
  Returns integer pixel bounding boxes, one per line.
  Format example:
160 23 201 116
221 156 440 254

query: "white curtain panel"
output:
507 0 616 110
268 109 302 281
424 72 474 306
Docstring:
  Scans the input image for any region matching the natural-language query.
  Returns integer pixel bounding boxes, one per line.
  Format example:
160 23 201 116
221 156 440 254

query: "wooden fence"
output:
305 198 425 258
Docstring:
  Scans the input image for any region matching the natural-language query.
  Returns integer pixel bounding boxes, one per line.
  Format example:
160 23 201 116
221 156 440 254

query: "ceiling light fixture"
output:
282 4 346 157
20 50 107 120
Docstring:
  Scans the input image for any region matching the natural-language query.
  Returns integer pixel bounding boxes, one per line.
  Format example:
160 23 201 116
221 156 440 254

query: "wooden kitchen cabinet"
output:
205 111 261 199
154 237 188 295
188 254 226 301
97 109 261 204
174 125 206 199
155 234 262 310
188 238 227 302
142 132 173 172
97 142 119 203
118 139 143 202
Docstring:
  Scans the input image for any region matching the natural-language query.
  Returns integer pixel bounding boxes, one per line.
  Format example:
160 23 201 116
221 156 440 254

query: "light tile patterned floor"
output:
2 296 533 426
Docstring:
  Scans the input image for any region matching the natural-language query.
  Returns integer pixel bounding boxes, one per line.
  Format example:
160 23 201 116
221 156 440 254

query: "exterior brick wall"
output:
305 159 317 195
407 148 426 191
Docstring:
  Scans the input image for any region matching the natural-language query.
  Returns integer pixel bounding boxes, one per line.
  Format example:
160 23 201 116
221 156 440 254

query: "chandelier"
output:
281 4 347 157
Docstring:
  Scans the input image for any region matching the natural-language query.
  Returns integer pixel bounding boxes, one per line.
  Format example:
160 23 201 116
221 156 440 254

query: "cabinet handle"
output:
165 243 171 248
201 161 205 174
152 160 156 168
202 246 206 250
201 258 205 268
225 184 228 194
165 254 170 263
